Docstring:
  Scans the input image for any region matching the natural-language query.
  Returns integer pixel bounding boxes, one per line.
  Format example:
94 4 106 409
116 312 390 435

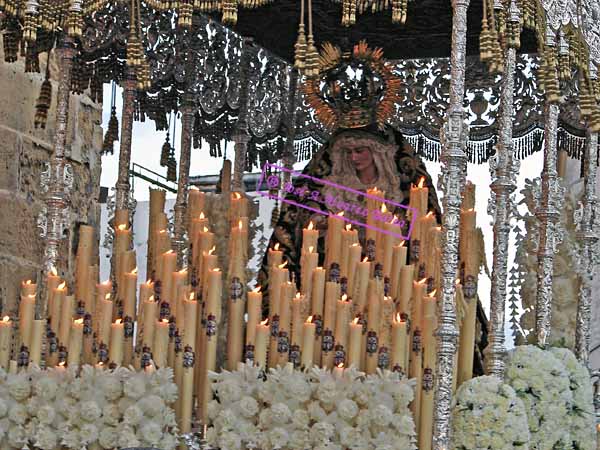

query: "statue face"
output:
346 144 374 172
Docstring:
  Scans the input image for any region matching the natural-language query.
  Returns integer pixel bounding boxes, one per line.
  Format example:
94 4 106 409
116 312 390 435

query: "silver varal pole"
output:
432 0 470 447
484 0 520 378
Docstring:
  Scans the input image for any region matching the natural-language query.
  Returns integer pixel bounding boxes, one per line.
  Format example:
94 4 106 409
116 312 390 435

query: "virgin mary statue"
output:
258 42 487 375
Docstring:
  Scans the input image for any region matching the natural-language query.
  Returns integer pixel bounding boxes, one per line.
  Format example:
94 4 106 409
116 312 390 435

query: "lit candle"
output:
352 257 370 313
170 268 188 315
409 278 427 377
109 319 124 366
347 317 363 370
122 267 138 320
397 264 415 313
18 294 36 348
419 291 438 450
46 266 61 306
382 216 402 278
391 313 408 374
187 188 206 224
58 294 74 346
160 250 177 301
325 212 345 271
380 295 395 349
114 224 131 280
346 243 362 295
277 282 294 366
205 268 222 324
98 294 113 346
201 246 218 303
340 224 359 278
457 281 476 387
268 243 283 269
333 362 345 380
20 279 37 297
28 320 44 367
301 316 316 369
67 318 84 367
334 295 352 354
291 292 305 346
229 191 249 225
321 285 339 369
142 297 158 347
227 277 246 371
154 229 171 276
254 319 270 368
319 281 339 364
366 187 385 244
153 319 170 368
49 281 66 336
194 224 214 279
180 297 198 433
408 177 428 239
300 246 319 297
0 316 11 370
245 286 263 348
269 261 288 321
302 221 319 254
95 280 112 304
365 282 382 374
390 242 407 300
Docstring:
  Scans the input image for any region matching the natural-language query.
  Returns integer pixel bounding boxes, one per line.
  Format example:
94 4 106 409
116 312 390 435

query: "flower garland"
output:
0 365 179 449
206 363 417 450
505 345 574 449
451 375 530 449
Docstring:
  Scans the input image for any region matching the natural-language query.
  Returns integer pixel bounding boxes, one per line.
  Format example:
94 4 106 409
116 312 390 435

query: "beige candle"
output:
180 298 198 433
18 294 36 348
0 316 12 370
108 319 124 366
457 282 476 387
557 149 568 178
46 267 61 306
346 243 362 295
117 250 136 299
201 247 218 303
366 187 385 243
95 280 112 304
291 293 305 346
397 264 415 313
98 295 113 346
29 320 44 367
85 265 98 315
140 280 154 304
302 221 319 253
277 282 294 366
122 267 138 320
391 313 408 375
20 279 37 297
58 294 74 346
347 317 363 370
229 191 249 225
205 268 222 324
67 318 84 367
300 246 319 297
340 224 359 278
254 319 270 368
154 229 171 277
375 203 390 264
390 242 407 297
321 284 339 368
114 224 131 280
352 257 370 313
408 177 429 239
199 303 219 424
160 250 177 301
49 282 66 336
419 292 438 450
318 281 339 364
380 295 395 349
268 243 284 269
409 278 427 377
147 188 166 277
170 269 188 316
301 316 316 369
227 283 246 371
142 298 158 347
269 261 288 320
365 282 382 374
187 188 206 223
325 212 345 271
246 286 263 348
334 296 352 353
153 318 170 368
194 224 214 276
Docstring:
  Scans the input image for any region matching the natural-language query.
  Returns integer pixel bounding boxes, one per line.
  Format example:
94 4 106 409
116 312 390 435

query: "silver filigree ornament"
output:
37 206 48 238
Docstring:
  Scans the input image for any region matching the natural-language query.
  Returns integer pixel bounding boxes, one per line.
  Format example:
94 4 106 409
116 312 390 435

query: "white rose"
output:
79 423 99 444
259 408 273 428
317 380 338 405
8 425 27 446
340 426 363 448
238 395 259 418
311 421 335 442
98 376 123 401
36 405 56 425
7 375 30 401
257 380 276 403
207 399 221 421
337 399 359 422
118 396 136 414
139 421 163 446
161 433 179 450
215 409 238 430
137 394 165 417
124 405 144 425
102 404 121 426
289 429 311 450
0 398 7 418
288 377 312 402
117 425 140 448
80 400 102 422
67 377 84 399
34 426 58 450
372 404 393 426
218 431 242 450
124 376 146 399
8 403 28 425
269 427 289 449
218 379 243 404
308 401 327 422
292 409 310 429
98 426 118 449
270 403 292 425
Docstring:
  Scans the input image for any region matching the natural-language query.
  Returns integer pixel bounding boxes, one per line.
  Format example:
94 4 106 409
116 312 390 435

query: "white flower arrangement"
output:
549 348 596 450
451 375 530 449
206 363 417 450
505 345 575 450
0 365 180 450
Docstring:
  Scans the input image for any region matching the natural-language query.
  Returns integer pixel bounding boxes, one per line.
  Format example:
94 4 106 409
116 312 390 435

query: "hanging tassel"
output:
34 56 52 129
166 147 177 182
160 132 171 166
102 107 120 155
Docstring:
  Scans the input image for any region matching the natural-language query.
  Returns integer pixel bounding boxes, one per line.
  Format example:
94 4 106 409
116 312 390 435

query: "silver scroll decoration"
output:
534 98 564 346
232 40 253 192
40 36 77 319
484 0 520 379
174 92 195 269
432 0 470 447
574 129 599 364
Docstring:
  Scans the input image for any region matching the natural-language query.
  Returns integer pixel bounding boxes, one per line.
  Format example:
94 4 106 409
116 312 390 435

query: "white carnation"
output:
7 425 27 446
219 430 243 450
0 398 7 418
292 409 310 429
207 399 221 421
308 401 327 422
98 426 118 448
33 376 58 400
79 423 99 444
34 426 57 450
8 403 28 425
102 403 121 426
270 403 292 425
337 398 359 422
123 405 144 425
289 429 311 450
268 426 289 448
117 425 140 447
36 405 56 425
238 395 259 418
218 379 243 403
6 375 30 401
139 421 163 446
137 394 165 417
311 421 335 442
123 376 146 399
79 400 102 422
316 379 338 405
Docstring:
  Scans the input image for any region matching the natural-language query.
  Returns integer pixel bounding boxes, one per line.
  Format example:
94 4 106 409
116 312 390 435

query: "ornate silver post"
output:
282 68 299 184
574 128 598 363
114 68 137 212
534 98 561 346
232 39 253 192
432 0 470 447
39 36 76 317
484 0 520 378
173 93 196 268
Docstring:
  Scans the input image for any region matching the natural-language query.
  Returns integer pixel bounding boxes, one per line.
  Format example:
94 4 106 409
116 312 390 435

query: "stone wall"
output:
0 45 103 316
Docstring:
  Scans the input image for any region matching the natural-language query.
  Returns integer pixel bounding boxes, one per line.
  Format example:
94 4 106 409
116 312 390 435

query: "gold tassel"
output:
294 23 307 70
102 106 120 154
177 0 193 28
160 132 170 167
34 68 52 129
67 0 84 38
166 148 177 182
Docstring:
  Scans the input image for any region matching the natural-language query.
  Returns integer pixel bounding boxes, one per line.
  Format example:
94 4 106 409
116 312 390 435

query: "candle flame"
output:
274 243 280 250
199 212 205 219
189 292 195 300
418 278 427 285
253 286 261 293
58 361 66 367
455 278 461 285
190 185 199 191
208 246 216 255
116 319 123 324
341 294 348 302
260 319 269 326
308 221 314 231
337 363 344 369
345 223 352 231
203 226 209 233
162 318 169 323
381 203 387 213
101 279 111 286
352 317 360 325
149 295 155 301
2 316 9 322
212 268 221 272
166 249 174 254
296 292 302 299
336 211 345 217
395 313 401 322
50 266 58 276
58 282 66 290
131 267 138 275
362 256 369 262
146 279 153 285
417 177 425 188
399 240 405 247
117 224 127 231
233 192 242 199
307 315 313 323
105 293 111 300
467 208 474 212
159 229 167 234
278 260 288 269
74 318 83 325
238 220 243 230
179 268 187 274
25 280 32 285
308 246 314 253
429 289 437 298
426 211 434 218
352 243 359 247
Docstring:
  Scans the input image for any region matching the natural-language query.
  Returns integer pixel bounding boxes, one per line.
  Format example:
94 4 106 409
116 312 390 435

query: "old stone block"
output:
0 192 45 263
0 256 40 317
0 126 22 191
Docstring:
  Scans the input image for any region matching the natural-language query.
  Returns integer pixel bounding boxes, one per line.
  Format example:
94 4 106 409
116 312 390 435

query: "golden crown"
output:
303 41 401 131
